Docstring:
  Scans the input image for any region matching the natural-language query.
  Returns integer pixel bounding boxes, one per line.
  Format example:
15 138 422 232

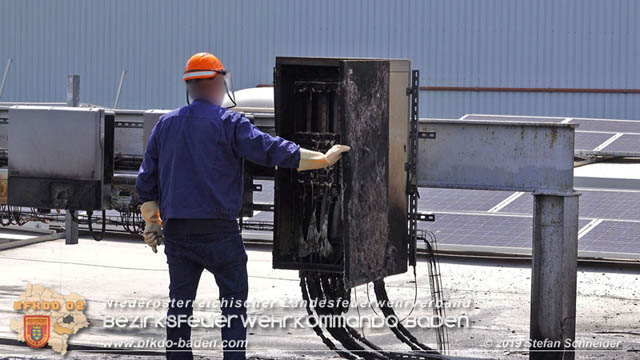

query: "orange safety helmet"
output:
183 52 225 81
183 52 236 107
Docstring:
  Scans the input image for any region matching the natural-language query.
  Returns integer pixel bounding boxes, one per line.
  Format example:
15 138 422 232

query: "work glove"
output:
140 201 163 253
325 144 351 167
297 145 351 171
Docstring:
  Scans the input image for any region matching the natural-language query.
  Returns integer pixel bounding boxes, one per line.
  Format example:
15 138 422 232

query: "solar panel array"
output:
417 188 639 258
246 180 640 261
427 115 640 260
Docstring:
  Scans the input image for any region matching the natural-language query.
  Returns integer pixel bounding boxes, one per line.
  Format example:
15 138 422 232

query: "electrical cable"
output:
308 275 384 360
0 205 11 226
10 206 25 225
373 279 437 353
87 210 106 241
68 210 81 224
313 274 443 360
366 283 381 317
398 265 419 323
354 285 365 339
299 273 358 360
420 230 449 353
320 276 396 359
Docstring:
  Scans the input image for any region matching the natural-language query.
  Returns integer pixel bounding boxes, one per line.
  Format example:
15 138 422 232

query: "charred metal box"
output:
273 57 411 288
7 106 114 210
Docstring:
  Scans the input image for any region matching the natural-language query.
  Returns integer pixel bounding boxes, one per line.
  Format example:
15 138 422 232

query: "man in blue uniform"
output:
135 52 350 360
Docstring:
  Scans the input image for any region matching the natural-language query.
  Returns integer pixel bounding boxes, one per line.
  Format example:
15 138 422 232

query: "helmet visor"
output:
222 71 236 109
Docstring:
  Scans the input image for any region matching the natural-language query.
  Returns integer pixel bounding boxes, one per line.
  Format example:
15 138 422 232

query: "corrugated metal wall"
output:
1 0 639 119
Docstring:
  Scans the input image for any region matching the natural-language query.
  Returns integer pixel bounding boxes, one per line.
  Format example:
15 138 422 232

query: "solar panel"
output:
578 191 640 221
575 132 616 151
600 134 640 154
418 188 512 212
418 213 534 248
578 221 640 253
495 193 532 213
570 118 640 156
418 213 591 249
570 118 640 133
498 191 640 221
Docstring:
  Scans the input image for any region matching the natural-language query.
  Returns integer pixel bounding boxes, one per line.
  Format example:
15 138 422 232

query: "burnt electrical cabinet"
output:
7 106 114 210
273 57 411 288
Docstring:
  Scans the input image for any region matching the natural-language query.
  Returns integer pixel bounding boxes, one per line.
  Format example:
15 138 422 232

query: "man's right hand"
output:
297 145 351 171
324 145 351 167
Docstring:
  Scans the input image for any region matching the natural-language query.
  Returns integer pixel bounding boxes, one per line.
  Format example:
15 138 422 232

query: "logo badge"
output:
24 315 50 348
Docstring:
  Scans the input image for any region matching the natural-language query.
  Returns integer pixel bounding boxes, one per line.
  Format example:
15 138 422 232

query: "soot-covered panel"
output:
273 57 407 289
341 60 393 287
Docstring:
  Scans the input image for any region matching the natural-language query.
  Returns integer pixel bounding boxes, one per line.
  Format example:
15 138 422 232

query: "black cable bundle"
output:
87 210 106 241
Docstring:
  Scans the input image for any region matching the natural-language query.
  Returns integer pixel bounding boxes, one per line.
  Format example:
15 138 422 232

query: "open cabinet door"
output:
273 57 410 289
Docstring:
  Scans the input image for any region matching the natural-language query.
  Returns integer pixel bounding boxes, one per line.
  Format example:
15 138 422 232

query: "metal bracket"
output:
115 121 143 129
254 203 275 212
418 131 436 139
409 212 435 222
406 184 419 196
404 162 416 172
407 69 420 266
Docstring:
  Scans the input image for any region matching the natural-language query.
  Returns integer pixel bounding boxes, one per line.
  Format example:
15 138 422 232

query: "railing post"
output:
530 192 580 360
64 75 80 245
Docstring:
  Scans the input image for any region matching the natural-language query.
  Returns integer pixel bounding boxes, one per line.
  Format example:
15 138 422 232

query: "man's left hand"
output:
143 222 163 253
140 201 163 253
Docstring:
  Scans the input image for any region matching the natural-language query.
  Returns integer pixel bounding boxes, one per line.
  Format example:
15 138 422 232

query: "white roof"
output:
574 162 640 190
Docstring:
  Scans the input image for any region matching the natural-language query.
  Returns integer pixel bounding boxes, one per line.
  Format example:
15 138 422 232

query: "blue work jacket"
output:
135 99 300 220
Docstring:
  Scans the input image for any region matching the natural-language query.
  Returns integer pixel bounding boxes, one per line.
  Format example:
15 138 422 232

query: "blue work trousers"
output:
163 224 248 360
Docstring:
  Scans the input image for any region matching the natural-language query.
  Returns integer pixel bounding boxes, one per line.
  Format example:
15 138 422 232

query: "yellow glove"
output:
324 145 351 167
297 145 351 171
140 201 163 253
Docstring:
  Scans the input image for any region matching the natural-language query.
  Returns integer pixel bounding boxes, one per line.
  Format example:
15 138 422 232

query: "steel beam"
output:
416 119 575 194
530 193 580 359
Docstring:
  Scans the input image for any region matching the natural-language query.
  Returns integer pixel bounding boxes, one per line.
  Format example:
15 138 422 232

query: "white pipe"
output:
0 58 13 99
113 69 127 109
